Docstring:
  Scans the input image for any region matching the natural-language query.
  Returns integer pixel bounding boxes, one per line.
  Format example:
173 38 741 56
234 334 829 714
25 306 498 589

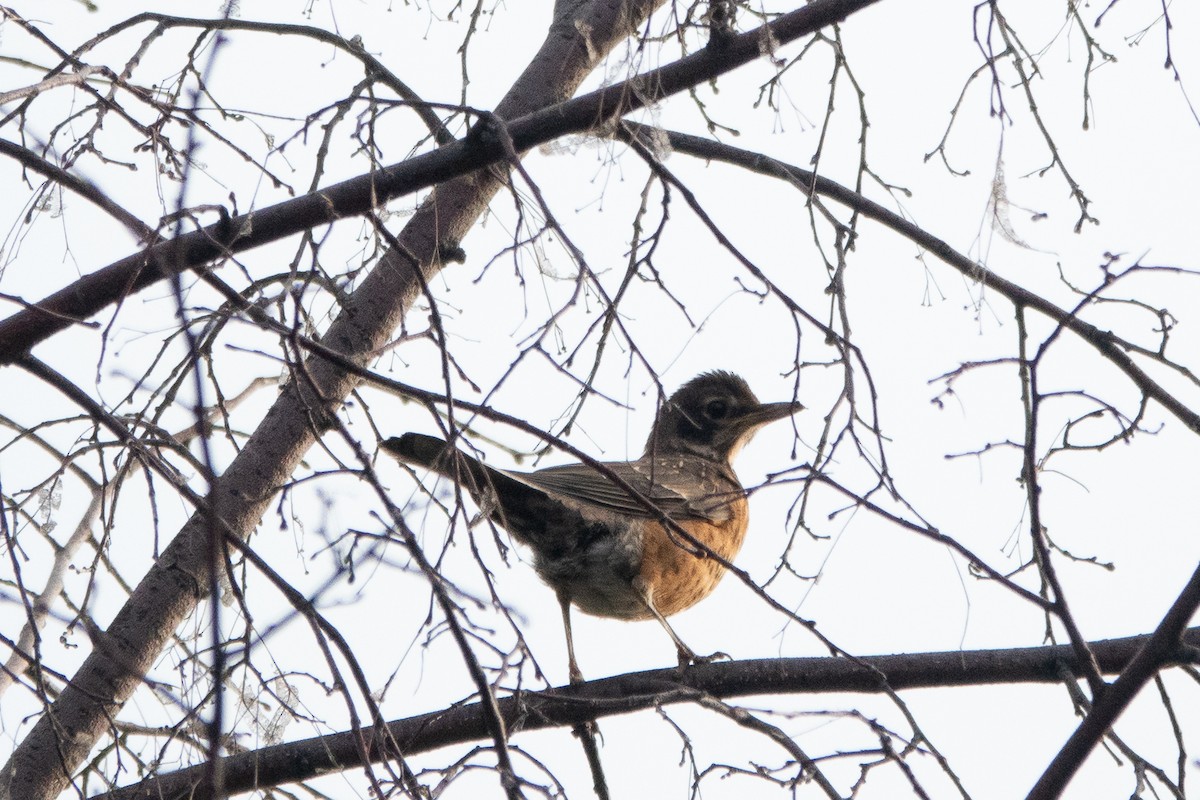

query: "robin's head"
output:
644 371 801 463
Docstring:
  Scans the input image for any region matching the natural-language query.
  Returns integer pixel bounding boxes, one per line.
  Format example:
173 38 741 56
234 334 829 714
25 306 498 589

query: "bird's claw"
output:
676 648 730 671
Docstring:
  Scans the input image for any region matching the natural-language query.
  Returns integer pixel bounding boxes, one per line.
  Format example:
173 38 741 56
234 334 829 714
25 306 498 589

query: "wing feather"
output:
508 461 728 522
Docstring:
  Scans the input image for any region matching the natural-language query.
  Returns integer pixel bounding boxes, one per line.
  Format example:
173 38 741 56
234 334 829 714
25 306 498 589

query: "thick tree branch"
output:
0 2 681 797
101 628 1200 800
0 0 884 364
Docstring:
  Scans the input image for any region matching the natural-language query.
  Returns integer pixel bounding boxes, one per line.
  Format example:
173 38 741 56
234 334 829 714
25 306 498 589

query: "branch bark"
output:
101 628 1200 800
0 0 884 364
0 2 674 796
0 3 888 796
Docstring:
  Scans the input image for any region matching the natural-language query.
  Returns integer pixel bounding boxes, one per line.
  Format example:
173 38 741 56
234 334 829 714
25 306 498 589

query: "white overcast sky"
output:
1 1 1199 797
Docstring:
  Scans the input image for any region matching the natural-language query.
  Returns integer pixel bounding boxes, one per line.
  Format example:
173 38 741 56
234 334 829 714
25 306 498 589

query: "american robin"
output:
382 371 800 682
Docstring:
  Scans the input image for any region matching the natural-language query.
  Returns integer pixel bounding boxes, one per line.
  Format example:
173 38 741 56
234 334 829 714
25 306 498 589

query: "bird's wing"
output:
385 434 738 523
514 460 733 523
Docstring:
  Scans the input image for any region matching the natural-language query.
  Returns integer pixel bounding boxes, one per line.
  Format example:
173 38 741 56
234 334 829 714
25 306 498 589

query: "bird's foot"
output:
676 647 730 672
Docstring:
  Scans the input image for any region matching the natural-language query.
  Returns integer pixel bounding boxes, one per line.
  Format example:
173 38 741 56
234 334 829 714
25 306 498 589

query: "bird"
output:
382 371 800 683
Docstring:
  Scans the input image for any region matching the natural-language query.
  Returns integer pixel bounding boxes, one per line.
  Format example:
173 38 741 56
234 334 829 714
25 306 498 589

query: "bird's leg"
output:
556 594 607 795
635 582 729 669
557 591 585 685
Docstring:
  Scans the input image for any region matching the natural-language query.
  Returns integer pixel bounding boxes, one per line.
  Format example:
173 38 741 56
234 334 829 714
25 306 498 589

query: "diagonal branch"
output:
0 4 889 797
1026 565 1200 799
0 2 678 797
624 124 1200 800
624 125 1200 437
0 0 884 364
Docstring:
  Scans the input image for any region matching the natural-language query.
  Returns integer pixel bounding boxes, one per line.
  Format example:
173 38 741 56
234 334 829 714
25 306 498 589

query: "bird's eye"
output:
704 398 729 419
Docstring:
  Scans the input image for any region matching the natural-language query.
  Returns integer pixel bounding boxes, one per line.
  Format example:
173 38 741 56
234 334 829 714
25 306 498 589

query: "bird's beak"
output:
736 400 803 432
721 400 801 463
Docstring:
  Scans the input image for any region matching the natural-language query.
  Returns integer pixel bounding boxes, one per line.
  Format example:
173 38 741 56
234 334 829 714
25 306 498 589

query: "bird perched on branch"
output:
382 371 800 683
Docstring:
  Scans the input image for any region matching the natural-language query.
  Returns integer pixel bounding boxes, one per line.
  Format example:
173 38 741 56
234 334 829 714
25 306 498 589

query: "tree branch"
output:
101 628 1200 800
1027 567 1200 799
0 0 884 364
0 2 677 796
623 124 1200 436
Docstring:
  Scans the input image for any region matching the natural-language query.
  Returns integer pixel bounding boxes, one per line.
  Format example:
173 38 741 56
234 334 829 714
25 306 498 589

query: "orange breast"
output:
636 497 750 617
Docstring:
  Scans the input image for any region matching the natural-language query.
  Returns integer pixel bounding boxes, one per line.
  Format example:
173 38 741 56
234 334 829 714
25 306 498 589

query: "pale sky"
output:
1 1 1198 797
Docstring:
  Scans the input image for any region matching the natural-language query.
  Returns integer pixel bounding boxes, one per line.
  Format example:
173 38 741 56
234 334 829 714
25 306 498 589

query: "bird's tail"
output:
381 433 560 548
381 433 500 497
382 432 458 471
